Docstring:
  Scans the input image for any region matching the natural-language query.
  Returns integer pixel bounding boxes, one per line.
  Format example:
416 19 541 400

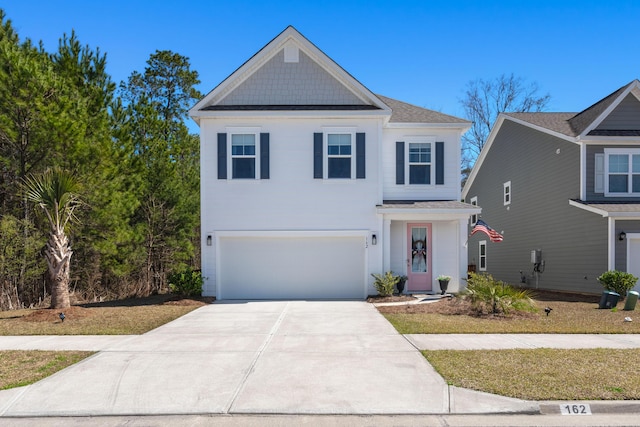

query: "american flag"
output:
471 219 504 243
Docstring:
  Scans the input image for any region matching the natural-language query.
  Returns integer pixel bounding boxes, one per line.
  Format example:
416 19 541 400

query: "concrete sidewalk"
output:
405 333 640 350
1 302 638 418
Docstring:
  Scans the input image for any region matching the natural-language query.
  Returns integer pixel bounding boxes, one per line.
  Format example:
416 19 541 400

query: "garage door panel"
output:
219 236 364 299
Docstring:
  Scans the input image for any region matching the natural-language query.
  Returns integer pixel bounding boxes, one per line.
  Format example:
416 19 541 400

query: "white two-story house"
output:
190 26 479 299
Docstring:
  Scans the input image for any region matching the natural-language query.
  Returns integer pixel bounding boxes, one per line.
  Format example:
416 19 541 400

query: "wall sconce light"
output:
619 231 626 241
371 234 377 245
206 235 212 246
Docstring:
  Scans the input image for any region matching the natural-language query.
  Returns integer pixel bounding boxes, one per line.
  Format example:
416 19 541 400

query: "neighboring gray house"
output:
462 80 640 294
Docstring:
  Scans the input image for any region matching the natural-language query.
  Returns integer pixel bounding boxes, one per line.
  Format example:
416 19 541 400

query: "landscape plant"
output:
463 272 536 315
597 270 638 298
371 271 399 297
22 169 82 309
168 268 204 297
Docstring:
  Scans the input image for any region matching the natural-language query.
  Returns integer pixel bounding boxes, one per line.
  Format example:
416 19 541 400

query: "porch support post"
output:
459 218 468 291
383 218 391 273
608 217 616 271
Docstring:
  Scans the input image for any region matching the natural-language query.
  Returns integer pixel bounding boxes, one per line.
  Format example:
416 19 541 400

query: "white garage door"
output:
218 235 365 299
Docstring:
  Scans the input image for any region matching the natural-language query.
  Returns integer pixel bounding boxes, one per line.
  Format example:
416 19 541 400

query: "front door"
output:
628 234 640 292
407 223 432 291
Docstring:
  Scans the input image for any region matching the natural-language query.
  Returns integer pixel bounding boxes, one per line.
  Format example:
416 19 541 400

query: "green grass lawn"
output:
378 293 640 400
424 348 640 400
379 299 640 334
0 295 205 389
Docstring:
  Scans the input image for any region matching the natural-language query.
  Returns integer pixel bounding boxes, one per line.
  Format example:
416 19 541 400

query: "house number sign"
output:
560 404 591 415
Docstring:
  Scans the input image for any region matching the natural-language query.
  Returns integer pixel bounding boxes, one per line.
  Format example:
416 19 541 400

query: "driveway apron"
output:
0 301 448 416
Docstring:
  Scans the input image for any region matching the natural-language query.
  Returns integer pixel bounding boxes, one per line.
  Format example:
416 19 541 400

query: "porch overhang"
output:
569 199 640 219
376 200 481 220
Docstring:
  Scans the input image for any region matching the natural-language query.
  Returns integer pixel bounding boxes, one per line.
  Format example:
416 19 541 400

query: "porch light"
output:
371 234 377 245
207 235 212 246
619 231 626 241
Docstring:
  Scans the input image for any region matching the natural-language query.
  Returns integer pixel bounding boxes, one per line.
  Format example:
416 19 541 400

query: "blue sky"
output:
3 1 640 121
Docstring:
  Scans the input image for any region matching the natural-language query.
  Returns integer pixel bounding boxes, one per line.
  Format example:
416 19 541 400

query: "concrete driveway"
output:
0 300 532 416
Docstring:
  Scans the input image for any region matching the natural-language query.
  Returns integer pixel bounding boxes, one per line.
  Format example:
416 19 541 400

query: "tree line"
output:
0 10 201 309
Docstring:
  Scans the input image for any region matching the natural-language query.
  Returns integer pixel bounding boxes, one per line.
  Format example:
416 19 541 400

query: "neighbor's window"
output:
327 133 352 178
503 181 511 205
409 143 431 184
479 240 487 271
607 152 640 195
231 134 256 179
470 196 478 225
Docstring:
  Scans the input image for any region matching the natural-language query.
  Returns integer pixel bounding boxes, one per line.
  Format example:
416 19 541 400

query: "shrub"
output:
371 271 399 297
463 272 536 315
168 268 204 297
597 270 638 298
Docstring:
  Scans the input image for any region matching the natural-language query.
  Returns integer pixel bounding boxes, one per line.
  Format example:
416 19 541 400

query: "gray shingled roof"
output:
504 112 578 136
376 95 470 124
572 199 640 216
503 81 639 137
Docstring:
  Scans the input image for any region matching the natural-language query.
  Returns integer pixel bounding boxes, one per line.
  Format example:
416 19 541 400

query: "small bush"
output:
598 270 638 298
371 271 399 297
168 269 204 297
463 272 536 315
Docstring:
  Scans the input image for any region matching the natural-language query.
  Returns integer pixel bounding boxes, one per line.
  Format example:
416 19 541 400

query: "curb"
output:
539 400 640 415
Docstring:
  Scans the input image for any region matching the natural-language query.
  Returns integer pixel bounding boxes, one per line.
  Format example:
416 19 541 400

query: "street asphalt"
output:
0 300 638 420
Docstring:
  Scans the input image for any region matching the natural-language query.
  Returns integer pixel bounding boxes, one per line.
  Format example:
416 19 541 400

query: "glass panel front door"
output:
411 227 427 273
407 223 432 291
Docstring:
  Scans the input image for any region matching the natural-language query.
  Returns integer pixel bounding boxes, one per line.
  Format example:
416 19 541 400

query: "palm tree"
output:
22 169 82 309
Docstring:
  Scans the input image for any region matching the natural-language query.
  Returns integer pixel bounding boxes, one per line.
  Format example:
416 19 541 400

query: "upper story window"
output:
327 133 352 179
408 143 431 184
314 129 365 180
603 149 640 196
231 134 256 179
470 196 478 225
503 181 511 205
217 128 269 180
395 138 444 186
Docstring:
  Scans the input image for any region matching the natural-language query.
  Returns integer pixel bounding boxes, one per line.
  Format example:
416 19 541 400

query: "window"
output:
503 181 511 205
470 196 478 225
395 138 443 185
327 133 352 178
479 241 487 271
604 149 640 196
409 143 431 184
231 134 256 179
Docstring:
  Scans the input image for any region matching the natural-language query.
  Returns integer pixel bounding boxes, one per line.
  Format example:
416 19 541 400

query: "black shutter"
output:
217 133 227 179
260 133 269 179
356 133 365 179
436 141 444 185
395 141 404 184
313 133 323 179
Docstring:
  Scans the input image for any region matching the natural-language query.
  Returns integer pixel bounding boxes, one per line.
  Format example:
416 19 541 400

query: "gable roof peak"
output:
190 26 390 120
567 79 640 136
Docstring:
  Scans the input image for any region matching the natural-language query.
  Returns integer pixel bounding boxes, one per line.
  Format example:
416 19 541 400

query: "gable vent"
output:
284 43 299 63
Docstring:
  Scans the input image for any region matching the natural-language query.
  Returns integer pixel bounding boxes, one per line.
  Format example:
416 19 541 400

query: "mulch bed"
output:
20 295 216 323
373 289 592 319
